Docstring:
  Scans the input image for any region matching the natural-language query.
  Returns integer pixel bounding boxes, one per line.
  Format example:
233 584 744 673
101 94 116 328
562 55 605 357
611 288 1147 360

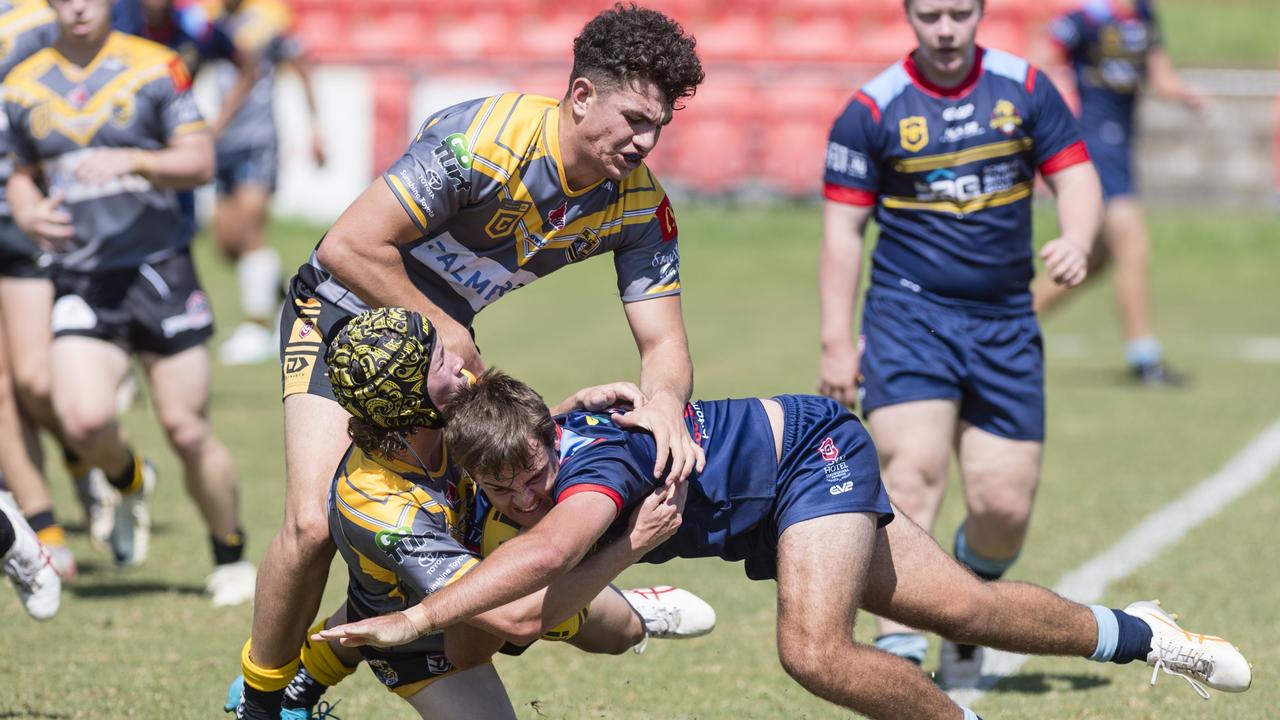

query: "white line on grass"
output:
949 417 1280 708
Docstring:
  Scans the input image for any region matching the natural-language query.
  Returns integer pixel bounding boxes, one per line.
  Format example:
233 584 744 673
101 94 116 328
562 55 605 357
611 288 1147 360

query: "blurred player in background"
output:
4 0 253 603
1033 0 1203 386
817 0 1102 688
235 6 706 718
212 0 325 366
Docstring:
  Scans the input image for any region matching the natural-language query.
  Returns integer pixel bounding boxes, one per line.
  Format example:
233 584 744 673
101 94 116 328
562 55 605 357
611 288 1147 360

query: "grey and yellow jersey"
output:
328 444 480 656
305 92 682 327
0 0 58 217
212 0 299 155
3 31 206 272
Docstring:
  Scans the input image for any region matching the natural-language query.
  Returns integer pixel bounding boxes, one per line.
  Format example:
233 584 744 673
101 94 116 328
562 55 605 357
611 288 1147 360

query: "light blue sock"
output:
954 522 1018 580
873 632 928 665
1126 336 1163 366
1088 604 1119 662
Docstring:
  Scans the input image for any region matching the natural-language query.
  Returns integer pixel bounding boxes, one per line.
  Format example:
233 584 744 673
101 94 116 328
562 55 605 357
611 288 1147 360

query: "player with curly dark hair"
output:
231 6 708 719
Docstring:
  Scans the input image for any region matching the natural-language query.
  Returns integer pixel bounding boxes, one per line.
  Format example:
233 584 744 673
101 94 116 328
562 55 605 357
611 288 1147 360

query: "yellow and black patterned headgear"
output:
326 307 445 430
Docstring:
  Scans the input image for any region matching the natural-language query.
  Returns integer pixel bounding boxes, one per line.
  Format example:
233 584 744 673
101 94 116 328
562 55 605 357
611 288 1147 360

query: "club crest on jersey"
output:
899 116 929 152
547 200 568 231
989 99 1023 136
818 436 840 463
566 226 601 263
485 198 532 239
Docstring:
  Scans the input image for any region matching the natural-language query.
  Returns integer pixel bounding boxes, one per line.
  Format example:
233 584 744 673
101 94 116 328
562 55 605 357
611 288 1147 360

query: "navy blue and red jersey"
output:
1051 0 1161 142
552 399 782 566
824 47 1090 314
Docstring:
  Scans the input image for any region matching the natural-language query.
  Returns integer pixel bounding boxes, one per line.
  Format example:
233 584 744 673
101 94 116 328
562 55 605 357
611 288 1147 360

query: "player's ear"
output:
569 76 597 120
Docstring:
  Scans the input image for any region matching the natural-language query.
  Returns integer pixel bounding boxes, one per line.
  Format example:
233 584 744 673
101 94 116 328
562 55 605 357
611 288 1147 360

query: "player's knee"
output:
161 414 210 461
966 483 1035 531
778 633 842 688
58 406 118 450
11 362 51 408
934 582 997 643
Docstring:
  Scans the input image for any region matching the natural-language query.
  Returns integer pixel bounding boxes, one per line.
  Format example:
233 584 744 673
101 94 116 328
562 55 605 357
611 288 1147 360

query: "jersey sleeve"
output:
381 107 481 235
1048 12 1085 57
614 169 681 303
823 93 880 206
151 55 207 139
361 505 481 597
553 423 660 519
3 94 37 167
1027 68 1089 175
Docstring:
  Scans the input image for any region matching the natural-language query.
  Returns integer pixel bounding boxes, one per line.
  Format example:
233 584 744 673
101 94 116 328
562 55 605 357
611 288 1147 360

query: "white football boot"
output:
219 322 276 366
206 560 257 607
937 640 984 690
622 585 717 648
1 492 61 620
73 467 117 553
1124 600 1252 699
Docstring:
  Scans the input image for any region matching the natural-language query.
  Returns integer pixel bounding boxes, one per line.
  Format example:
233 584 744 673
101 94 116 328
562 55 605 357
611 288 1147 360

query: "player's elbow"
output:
315 229 358 279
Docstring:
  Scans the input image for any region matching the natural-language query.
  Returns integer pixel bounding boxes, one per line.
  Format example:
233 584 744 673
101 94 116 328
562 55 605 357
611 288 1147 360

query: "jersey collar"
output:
904 46 985 100
546 105 605 198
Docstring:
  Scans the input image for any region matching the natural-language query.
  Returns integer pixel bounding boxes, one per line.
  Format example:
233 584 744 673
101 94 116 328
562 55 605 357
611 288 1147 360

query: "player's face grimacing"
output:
477 438 559 527
49 0 111 43
906 0 982 81
424 339 470 412
572 77 673 183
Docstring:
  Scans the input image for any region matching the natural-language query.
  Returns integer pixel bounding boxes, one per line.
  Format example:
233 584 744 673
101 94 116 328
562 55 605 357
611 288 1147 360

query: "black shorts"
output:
51 251 214 355
279 271 355 401
0 216 53 279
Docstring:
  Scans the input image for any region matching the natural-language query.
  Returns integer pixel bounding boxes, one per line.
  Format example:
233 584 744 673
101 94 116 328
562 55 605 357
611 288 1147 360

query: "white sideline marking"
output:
949 417 1280 708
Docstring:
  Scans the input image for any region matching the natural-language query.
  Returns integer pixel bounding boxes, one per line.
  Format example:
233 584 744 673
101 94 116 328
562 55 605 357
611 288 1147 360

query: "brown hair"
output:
571 3 705 109
443 369 557 484
347 416 410 457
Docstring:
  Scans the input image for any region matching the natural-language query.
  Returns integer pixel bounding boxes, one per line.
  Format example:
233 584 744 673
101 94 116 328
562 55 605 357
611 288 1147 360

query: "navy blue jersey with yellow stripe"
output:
328 444 479 656
3 31 205 272
305 93 682 327
824 47 1089 314
1051 0 1161 141
0 0 58 217
552 399 782 565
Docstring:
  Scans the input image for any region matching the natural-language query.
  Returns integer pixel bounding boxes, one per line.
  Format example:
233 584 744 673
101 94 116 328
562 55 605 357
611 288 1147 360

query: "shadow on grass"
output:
984 672 1112 694
66 580 206 599
0 707 71 719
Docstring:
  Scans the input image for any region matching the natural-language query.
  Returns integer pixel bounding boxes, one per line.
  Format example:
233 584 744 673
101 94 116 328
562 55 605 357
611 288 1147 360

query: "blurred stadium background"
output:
3 1 1279 718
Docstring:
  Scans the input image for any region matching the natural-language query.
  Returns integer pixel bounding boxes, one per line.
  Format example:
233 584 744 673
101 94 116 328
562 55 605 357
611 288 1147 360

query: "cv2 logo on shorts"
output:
818 436 840 463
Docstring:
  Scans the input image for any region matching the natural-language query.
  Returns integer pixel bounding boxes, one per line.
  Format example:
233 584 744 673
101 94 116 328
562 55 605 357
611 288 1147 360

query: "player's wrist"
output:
402 605 432 637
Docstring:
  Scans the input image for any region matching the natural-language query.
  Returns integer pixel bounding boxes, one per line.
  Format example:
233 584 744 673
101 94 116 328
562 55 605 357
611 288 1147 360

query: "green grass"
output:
1 202 1277 718
1159 0 1280 68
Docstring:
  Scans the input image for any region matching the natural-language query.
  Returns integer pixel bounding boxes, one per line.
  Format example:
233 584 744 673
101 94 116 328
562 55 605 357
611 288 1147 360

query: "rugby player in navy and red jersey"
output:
816 0 1103 687
1033 0 1204 386
316 364 1252 720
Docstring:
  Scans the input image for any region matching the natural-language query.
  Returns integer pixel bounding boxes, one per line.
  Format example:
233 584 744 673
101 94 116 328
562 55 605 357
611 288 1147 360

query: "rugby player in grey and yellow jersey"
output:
4 0 254 603
238 7 707 717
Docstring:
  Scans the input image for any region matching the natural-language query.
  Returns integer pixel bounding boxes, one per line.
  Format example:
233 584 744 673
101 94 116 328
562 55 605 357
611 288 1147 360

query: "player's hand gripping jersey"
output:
2 31 205 271
824 48 1090 314
303 93 682 327
0 0 58 218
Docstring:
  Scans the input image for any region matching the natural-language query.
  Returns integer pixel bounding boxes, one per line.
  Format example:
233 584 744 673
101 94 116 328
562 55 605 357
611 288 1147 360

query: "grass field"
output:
1 201 1277 719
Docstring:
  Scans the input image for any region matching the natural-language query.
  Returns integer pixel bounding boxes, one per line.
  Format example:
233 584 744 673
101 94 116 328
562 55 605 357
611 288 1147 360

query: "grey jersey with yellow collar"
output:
0 0 58 217
304 92 682 326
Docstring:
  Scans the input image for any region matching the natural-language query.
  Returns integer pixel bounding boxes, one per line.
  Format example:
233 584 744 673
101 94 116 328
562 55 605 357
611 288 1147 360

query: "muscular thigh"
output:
402 663 516 720
776 513 878 640
283 393 350 519
956 422 1042 510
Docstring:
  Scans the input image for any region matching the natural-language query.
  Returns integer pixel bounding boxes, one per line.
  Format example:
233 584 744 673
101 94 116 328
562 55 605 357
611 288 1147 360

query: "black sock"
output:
107 453 139 493
212 529 246 565
282 665 329 711
1110 609 1155 664
63 447 90 477
0 511 15 556
25 510 55 535
238 686 283 720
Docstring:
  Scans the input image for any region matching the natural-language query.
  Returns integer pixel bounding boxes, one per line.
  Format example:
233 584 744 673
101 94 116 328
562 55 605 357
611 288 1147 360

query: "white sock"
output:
236 247 281 323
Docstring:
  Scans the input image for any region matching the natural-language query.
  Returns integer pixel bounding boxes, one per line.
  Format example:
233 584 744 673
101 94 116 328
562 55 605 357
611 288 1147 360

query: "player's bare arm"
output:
282 54 327 166
210 49 259 138
76 130 214 189
1040 161 1103 288
6 169 73 249
817 200 874 406
616 294 703 483
455 483 684 647
316 179 482 370
317 491 617 648
1146 47 1206 111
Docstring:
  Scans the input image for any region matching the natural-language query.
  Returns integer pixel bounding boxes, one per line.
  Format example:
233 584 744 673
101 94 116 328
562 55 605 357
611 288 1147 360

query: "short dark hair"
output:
571 3 705 109
904 0 985 11
443 369 557 485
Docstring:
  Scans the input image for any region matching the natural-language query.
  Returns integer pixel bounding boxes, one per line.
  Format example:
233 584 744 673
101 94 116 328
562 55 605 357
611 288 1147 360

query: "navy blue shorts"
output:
1084 133 1135 200
216 145 278 195
741 395 893 581
859 291 1045 442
